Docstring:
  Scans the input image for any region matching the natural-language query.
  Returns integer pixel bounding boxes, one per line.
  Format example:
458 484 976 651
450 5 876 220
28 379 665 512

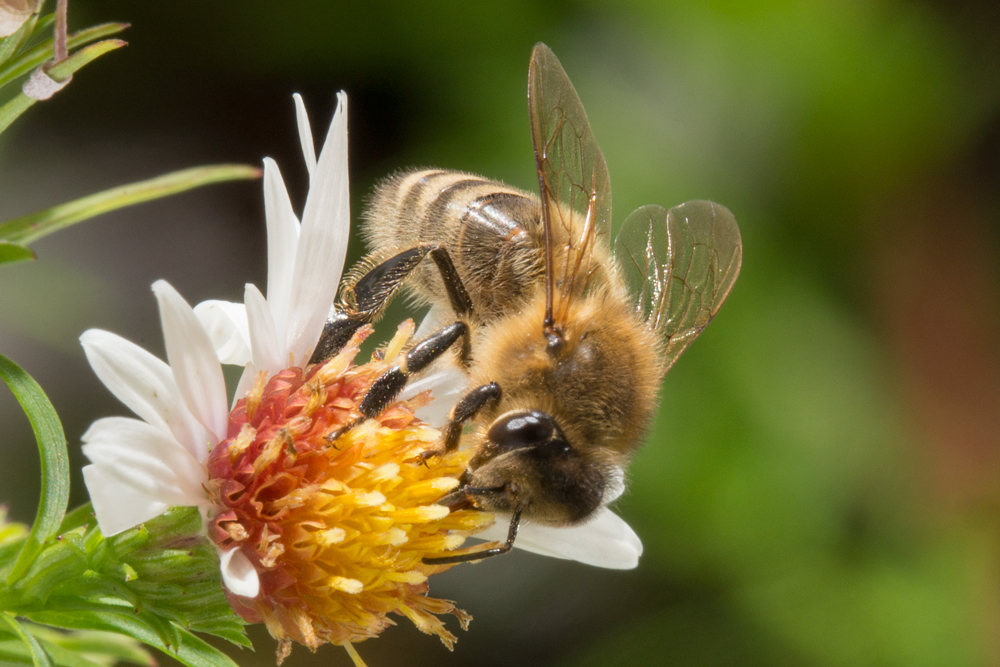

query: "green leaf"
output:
0 637 40 665
0 38 126 136
0 23 127 90
12 542 89 605
56 506 94 536
0 164 261 246
0 626 153 667
31 640 109 667
0 613 53 667
25 626 153 667
0 355 69 587
0 15 39 68
0 241 35 265
25 611 242 667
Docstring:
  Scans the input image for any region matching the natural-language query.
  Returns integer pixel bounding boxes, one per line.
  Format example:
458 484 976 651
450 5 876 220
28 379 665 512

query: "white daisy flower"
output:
79 93 352 601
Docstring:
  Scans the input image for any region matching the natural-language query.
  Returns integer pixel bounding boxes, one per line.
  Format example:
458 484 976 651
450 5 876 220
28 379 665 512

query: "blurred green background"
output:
2 0 1000 665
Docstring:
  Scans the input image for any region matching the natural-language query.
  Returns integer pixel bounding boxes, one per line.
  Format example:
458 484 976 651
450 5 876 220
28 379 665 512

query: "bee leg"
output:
422 505 523 565
309 312 369 364
326 322 470 443
424 382 502 460
310 245 474 364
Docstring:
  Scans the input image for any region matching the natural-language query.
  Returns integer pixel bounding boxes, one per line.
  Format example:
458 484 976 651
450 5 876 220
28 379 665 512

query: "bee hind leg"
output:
422 505 522 565
311 245 474 364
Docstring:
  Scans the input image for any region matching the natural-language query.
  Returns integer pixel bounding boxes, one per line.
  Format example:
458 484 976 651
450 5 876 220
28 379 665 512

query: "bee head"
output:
466 410 606 523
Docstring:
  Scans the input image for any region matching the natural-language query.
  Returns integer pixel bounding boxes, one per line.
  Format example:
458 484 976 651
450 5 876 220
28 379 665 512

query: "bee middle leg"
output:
326 321 472 442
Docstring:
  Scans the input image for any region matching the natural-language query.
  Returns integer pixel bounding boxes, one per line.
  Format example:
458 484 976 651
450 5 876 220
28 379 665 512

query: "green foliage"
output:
0 21 126 92
0 354 69 588
0 3 260 268
0 506 249 667
0 37 127 135
0 240 34 264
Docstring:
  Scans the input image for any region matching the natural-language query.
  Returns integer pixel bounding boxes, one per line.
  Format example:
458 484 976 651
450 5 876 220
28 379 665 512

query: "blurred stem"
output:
52 0 66 62
0 38 124 135
0 164 262 246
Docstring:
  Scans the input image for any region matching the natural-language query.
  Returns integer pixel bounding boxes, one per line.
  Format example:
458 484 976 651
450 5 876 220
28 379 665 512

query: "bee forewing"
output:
614 201 742 375
528 43 612 327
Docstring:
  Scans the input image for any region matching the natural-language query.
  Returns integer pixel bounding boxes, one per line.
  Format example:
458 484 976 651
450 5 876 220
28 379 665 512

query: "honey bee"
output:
311 43 742 562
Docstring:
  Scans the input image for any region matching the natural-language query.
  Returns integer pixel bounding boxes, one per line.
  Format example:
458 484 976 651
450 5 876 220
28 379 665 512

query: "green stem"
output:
0 164 261 245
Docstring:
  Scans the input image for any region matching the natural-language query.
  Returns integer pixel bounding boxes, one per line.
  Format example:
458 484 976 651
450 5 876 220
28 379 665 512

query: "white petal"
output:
293 93 317 177
244 283 282 374
82 417 208 507
231 362 259 409
262 158 301 329
193 300 252 366
0 5 32 38
478 508 643 569
604 466 626 504
83 465 170 537
413 303 452 340
284 92 351 367
153 281 229 452
219 548 260 598
80 329 208 460
403 362 469 426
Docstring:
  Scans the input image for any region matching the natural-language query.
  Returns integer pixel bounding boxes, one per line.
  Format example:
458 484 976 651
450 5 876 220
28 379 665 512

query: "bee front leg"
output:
433 381 502 456
422 504 522 565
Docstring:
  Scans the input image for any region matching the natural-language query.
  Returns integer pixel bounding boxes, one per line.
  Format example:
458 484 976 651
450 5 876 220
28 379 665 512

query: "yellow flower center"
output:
205 322 492 663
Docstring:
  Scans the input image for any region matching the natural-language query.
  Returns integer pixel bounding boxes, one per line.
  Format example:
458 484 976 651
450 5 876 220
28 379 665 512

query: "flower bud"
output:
0 0 37 37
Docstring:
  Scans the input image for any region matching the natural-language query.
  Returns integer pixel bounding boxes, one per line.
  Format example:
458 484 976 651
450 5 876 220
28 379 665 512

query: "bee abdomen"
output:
363 168 545 321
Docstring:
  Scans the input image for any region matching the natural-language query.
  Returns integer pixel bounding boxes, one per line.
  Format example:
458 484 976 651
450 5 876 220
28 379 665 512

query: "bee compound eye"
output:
486 410 562 453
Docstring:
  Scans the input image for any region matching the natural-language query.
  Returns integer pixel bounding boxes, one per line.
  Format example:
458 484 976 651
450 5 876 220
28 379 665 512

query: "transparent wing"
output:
614 201 742 375
528 43 612 329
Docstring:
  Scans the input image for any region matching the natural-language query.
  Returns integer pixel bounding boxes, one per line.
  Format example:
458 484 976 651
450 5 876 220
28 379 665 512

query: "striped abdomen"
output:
362 169 545 323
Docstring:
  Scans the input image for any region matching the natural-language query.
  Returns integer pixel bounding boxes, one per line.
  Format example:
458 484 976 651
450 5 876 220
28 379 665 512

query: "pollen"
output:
205 323 492 664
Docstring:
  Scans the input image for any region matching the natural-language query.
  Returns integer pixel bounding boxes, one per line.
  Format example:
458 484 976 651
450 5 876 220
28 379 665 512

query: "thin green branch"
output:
0 22 127 89
0 164 262 246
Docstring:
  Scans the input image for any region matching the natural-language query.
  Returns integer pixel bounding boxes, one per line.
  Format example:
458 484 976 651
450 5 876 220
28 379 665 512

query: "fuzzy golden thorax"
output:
462 287 663 523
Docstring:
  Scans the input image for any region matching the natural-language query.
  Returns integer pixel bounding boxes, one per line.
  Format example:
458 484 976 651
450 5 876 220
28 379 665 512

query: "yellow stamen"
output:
245 370 270 421
206 322 493 662
344 643 368 667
